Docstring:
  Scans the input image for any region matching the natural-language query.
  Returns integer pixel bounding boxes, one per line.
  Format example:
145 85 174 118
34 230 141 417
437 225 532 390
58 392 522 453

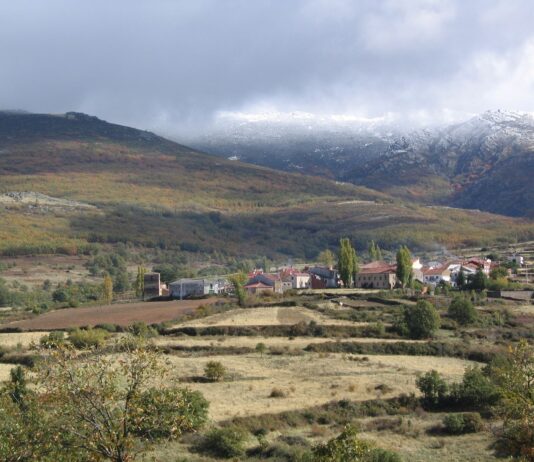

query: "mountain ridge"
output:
186 110 534 217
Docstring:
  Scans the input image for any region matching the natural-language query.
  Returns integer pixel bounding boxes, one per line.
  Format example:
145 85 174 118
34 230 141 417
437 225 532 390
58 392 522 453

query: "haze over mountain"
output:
185 109 534 218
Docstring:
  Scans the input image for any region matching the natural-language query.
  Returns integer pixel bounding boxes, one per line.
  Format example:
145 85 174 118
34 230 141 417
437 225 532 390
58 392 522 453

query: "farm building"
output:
143 272 167 297
308 266 338 288
354 261 396 289
169 278 227 299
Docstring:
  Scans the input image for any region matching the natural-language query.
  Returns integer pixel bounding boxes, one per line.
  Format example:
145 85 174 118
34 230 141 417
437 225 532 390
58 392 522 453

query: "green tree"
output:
403 300 441 339
204 361 226 382
36 337 207 462
396 246 413 288
255 342 267 357
469 268 487 292
229 272 247 307
368 241 382 261
135 266 146 298
318 249 335 268
102 274 113 304
456 269 466 290
448 296 477 325
312 425 373 461
493 339 534 459
338 238 357 288
416 370 448 406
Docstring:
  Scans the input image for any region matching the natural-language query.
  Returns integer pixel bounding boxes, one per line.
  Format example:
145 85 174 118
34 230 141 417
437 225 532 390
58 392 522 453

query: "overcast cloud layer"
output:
1 0 534 135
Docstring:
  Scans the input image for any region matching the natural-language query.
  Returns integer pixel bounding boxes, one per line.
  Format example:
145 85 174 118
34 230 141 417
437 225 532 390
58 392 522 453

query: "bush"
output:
129 321 158 338
403 300 440 339
416 370 448 407
452 367 499 408
40 331 65 348
198 426 247 458
448 297 477 325
132 387 209 439
68 328 109 349
269 388 287 398
312 425 373 461
369 448 403 462
204 361 226 382
442 412 483 435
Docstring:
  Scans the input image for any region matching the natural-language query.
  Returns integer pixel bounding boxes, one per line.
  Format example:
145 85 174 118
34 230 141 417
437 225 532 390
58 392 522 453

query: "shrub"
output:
40 331 65 348
198 426 247 458
369 447 403 462
453 367 499 408
132 387 209 439
68 328 109 349
269 388 287 398
416 370 448 407
129 321 158 338
204 361 226 382
448 297 477 325
312 425 373 461
442 412 483 435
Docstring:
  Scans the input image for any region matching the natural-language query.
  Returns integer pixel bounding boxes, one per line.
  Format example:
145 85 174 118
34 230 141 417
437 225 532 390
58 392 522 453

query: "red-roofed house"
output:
355 261 397 289
422 265 452 286
243 281 274 295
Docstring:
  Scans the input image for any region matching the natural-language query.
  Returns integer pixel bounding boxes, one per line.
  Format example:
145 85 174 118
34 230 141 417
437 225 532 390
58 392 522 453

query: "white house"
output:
169 278 227 299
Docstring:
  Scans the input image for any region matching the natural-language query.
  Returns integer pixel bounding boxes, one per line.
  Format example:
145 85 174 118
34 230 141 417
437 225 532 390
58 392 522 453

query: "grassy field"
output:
174 306 372 328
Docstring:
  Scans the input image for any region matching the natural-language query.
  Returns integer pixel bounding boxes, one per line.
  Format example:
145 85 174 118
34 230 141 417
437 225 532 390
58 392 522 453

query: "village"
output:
142 249 530 300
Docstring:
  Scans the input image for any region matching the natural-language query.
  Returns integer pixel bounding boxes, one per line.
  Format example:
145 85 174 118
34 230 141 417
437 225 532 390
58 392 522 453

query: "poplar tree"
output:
338 238 357 288
135 266 146 298
396 246 413 288
102 275 113 304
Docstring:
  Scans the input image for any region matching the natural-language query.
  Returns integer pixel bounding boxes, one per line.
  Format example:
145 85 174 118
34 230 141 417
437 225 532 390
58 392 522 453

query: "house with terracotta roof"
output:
354 261 396 289
245 272 284 293
243 281 274 295
422 265 452 286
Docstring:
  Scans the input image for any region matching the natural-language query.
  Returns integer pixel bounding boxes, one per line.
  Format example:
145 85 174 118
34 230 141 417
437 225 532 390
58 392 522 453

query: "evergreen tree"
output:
457 269 466 290
396 246 413 288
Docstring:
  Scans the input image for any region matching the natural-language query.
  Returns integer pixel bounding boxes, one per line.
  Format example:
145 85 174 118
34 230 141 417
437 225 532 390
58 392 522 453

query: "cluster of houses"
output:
148 255 499 299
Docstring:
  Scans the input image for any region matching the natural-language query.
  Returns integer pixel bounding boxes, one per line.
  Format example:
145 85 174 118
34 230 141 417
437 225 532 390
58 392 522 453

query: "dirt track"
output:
7 298 219 330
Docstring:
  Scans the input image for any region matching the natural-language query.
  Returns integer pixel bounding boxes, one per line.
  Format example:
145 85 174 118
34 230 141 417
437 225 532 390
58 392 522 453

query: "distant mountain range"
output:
0 110 532 259
185 110 534 218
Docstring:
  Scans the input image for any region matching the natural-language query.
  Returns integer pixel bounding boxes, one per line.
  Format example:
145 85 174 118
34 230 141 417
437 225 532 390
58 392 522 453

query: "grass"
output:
160 353 477 422
173 306 371 329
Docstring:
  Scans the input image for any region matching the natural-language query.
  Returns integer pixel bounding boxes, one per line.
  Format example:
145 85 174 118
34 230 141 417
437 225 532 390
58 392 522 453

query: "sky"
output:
1 0 534 136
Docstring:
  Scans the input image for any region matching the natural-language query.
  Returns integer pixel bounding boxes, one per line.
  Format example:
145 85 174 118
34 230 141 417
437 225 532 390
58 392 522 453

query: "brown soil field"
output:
6 298 219 330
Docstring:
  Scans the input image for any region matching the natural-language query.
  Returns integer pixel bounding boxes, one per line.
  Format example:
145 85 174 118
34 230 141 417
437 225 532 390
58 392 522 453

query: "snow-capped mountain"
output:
181 110 534 217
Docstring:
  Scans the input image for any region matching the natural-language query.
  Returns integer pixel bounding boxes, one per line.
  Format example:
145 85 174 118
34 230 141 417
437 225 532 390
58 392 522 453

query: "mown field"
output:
0 287 531 461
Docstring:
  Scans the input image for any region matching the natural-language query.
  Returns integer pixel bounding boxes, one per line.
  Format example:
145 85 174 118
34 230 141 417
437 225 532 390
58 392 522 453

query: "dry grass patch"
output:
0 363 15 382
0 332 48 348
155 335 423 350
174 306 370 328
160 353 479 422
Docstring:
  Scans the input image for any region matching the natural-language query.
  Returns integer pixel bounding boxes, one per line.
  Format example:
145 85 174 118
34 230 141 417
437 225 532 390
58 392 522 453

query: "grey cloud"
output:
1 0 534 135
